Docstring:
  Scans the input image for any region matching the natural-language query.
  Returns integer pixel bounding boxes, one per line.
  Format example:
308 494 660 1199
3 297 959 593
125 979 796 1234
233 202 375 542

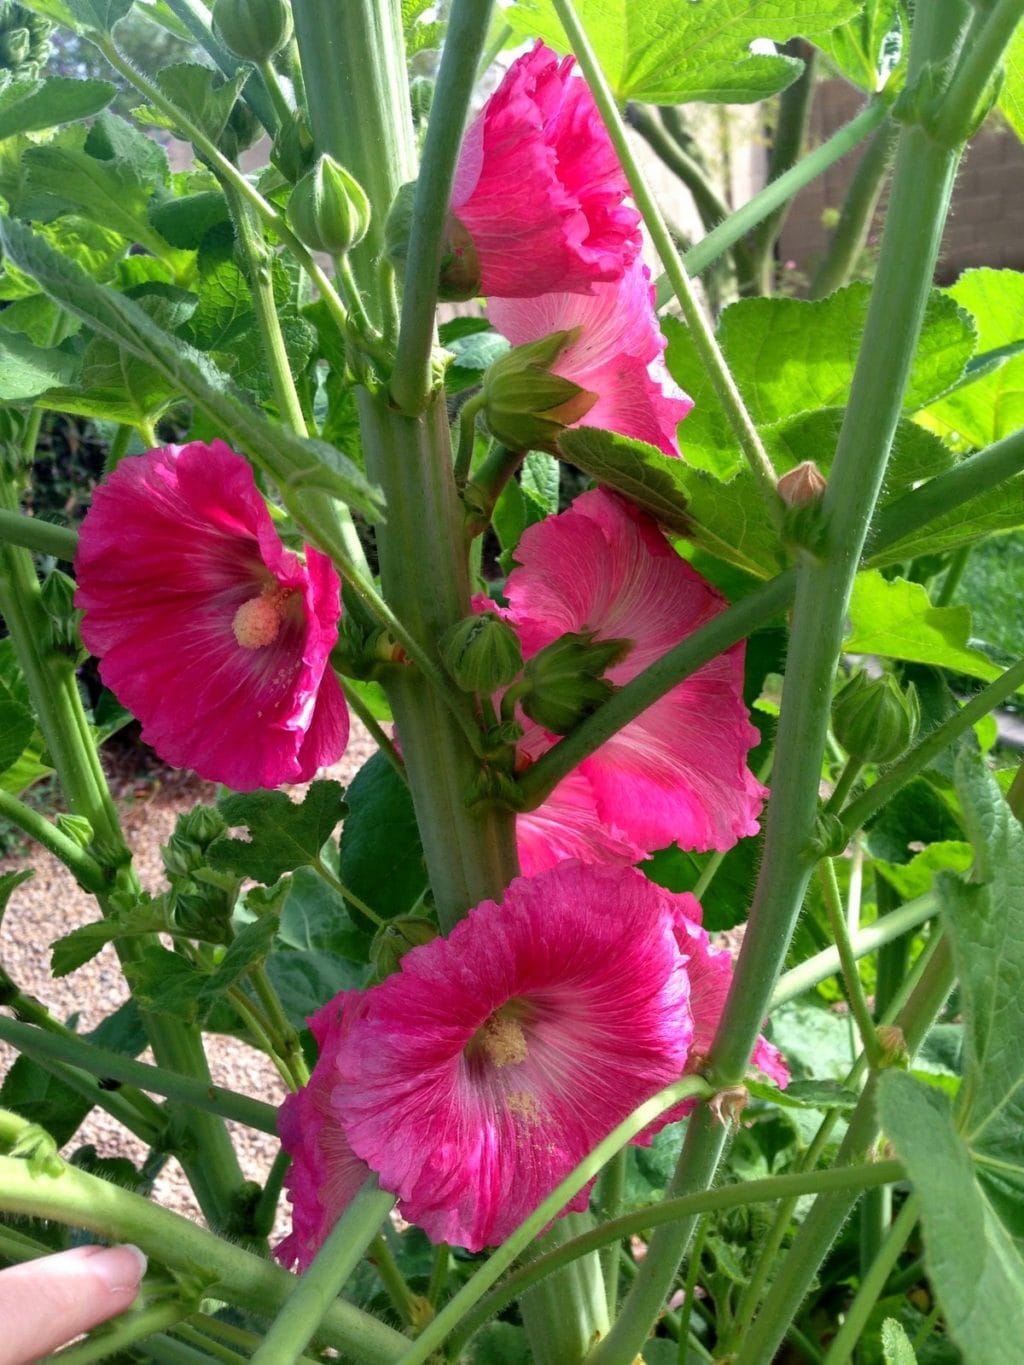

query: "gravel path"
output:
0 718 377 1242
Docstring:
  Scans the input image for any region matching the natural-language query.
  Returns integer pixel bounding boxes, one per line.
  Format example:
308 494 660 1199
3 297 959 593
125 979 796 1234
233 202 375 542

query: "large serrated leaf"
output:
61 0 133 31
505 0 861 104
0 217 384 522
557 427 692 533
209 781 348 885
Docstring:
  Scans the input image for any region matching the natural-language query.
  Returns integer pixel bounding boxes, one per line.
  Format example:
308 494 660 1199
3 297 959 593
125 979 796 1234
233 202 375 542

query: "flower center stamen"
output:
232 586 294 649
478 1010 529 1068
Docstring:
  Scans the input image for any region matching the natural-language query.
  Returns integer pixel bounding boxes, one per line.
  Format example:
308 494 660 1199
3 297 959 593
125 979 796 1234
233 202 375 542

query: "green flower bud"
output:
480 331 597 453
287 155 371 256
272 110 315 184
808 811 849 860
169 881 234 944
162 806 226 879
0 6 52 76
56 814 94 849
875 1024 909 1070
219 95 261 158
212 0 293 63
833 671 919 765
40 569 83 656
440 612 523 694
521 630 630 735
370 916 437 981
410 77 433 128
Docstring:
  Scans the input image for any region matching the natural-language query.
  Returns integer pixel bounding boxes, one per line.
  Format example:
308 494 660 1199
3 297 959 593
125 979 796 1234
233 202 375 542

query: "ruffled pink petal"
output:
452 41 640 297
672 912 790 1091
516 765 646 876
275 998 373 1271
75 441 348 790
488 258 692 457
335 862 695 1250
505 489 766 854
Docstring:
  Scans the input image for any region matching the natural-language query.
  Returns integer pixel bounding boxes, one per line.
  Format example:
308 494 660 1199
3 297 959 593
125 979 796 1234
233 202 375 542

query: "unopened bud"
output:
875 1025 909 1069
41 569 82 655
212 0 293 63
169 882 234 944
808 811 849 860
440 612 523 693
272 111 315 184
833 672 919 765
371 916 437 981
288 155 371 256
481 332 596 452
778 461 826 508
162 806 226 879
56 814 94 849
521 630 630 735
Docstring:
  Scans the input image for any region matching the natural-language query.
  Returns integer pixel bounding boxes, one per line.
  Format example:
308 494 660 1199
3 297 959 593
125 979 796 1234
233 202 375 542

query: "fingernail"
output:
88 1244 148 1293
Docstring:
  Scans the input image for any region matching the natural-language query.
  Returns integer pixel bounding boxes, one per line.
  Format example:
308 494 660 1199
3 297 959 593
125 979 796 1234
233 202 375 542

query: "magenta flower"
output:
488 257 693 456
75 440 349 791
450 40 641 298
276 999 372 1272
334 862 695 1251
507 489 766 857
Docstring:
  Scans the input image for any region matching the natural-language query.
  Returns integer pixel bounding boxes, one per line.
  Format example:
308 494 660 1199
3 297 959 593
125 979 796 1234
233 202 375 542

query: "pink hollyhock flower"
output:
488 257 693 457
506 488 766 856
336 862 696 1251
75 440 348 790
450 40 641 298
275 999 372 1272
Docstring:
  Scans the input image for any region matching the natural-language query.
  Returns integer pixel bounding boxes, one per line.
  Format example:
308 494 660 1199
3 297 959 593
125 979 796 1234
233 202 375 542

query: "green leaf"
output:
199 914 279 1003
0 329 78 400
997 20 1024 143
148 190 231 250
0 216 385 522
745 1077 859 1111
665 286 976 477
122 944 205 1021
881 1318 918 1365
0 77 115 139
278 865 372 964
816 0 899 91
339 753 427 921
265 949 367 1030
874 841 973 901
209 780 348 884
505 0 862 104
520 450 560 517
0 869 32 925
138 64 247 146
844 571 1002 683
557 427 691 531
61 0 133 31
917 269 1024 451
51 921 121 978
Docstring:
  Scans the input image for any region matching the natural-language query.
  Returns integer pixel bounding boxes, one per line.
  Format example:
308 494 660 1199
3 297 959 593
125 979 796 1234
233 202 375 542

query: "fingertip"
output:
82 1243 148 1293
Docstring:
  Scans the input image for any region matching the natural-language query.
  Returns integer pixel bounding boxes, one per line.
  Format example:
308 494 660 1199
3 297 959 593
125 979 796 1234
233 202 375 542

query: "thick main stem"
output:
358 393 519 931
588 6 970 1358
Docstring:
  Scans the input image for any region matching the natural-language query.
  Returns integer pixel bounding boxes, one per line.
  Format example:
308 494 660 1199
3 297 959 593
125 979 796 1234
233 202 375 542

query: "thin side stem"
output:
0 509 77 561
0 790 106 892
809 119 898 299
336 676 406 778
251 1179 395 1365
549 0 781 516
391 0 495 414
369 1234 420 1327
596 1149 626 1318
47 1300 196 1365
930 0 1024 146
0 1017 279 1134
313 856 385 928
822 1196 920 1365
679 102 887 286
0 1154 408 1364
818 859 884 1067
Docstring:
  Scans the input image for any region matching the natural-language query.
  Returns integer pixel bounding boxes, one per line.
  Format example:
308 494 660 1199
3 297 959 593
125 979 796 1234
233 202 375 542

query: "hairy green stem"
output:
369 1234 420 1326
252 1179 395 1364
0 508 77 561
596 1150 626 1319
589 7 968 1356
818 859 884 1067
930 0 1023 146
358 391 519 931
50 1299 197 1365
550 0 781 515
156 0 278 133
809 119 898 299
678 101 887 287
0 1017 278 1134
0 1154 408 1364
391 0 495 414
445 1161 904 1360
336 676 406 777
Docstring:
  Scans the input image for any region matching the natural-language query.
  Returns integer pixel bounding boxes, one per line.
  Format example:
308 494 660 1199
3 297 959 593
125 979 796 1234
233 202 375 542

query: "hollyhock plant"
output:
75 440 349 791
488 256 693 456
448 40 641 298
276 999 372 1272
506 488 766 856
